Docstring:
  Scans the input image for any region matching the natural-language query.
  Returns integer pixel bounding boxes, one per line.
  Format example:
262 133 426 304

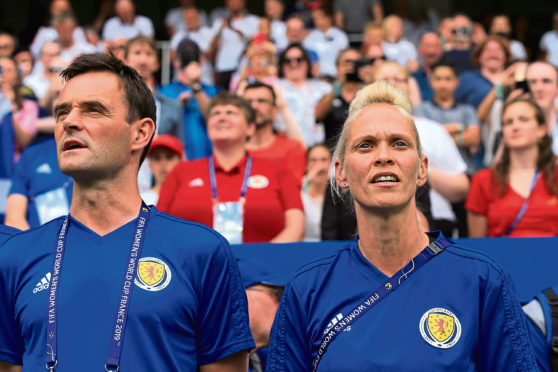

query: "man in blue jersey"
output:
0 53 254 371
5 136 72 230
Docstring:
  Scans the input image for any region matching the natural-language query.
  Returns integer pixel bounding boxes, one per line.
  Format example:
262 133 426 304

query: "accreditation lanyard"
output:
208 155 252 201
504 171 539 236
312 235 453 372
46 202 151 372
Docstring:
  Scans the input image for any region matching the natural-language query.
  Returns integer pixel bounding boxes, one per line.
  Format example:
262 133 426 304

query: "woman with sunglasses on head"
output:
266 80 538 371
466 97 558 237
275 43 333 147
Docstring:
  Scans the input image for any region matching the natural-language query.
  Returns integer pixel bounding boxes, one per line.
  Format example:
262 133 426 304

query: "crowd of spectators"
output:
1 0 558 241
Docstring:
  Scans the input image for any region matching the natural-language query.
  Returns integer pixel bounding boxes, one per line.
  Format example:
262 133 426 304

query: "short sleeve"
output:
276 163 304 212
0 245 25 365
197 239 255 364
267 282 312 371
476 267 538 371
465 169 492 216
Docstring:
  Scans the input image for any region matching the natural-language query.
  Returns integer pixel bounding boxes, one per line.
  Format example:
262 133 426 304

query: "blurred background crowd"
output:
0 0 557 241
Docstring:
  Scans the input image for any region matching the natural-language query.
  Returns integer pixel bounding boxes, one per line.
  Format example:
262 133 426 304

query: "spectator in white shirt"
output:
165 0 208 37
102 0 154 41
303 6 348 79
171 7 215 85
207 0 259 89
53 12 96 63
265 0 288 50
382 15 418 73
540 12 558 68
490 15 527 61
29 0 88 57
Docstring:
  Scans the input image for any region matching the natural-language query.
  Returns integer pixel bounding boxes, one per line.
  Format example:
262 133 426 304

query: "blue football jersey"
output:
8 137 72 228
0 207 254 370
267 232 538 371
0 224 18 244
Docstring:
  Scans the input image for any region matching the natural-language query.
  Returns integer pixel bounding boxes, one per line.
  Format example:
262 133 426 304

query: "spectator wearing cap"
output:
140 135 184 206
159 39 219 160
302 6 348 79
101 0 154 41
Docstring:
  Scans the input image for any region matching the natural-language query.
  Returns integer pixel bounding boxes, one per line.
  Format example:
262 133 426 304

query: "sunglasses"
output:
283 56 305 65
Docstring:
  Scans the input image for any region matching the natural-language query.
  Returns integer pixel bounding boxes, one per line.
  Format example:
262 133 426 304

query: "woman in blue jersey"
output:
266 80 538 371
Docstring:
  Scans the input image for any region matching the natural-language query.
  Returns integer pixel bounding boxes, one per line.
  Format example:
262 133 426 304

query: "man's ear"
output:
131 118 156 154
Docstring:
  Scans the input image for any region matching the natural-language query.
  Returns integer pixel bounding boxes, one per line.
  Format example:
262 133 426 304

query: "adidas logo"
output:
36 163 52 174
189 178 204 187
33 272 51 294
323 313 343 334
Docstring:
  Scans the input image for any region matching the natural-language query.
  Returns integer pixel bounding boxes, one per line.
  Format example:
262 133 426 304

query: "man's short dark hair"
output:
60 53 156 165
207 92 255 124
244 81 276 106
431 60 458 77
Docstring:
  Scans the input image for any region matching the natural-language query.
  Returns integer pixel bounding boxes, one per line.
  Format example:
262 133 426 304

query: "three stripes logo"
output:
33 272 51 294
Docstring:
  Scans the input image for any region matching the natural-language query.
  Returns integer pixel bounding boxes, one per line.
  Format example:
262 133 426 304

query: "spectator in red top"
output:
158 92 304 243
241 81 306 182
466 97 558 237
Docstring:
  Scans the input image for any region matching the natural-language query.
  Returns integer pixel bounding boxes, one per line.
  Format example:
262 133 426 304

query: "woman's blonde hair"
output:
330 80 423 195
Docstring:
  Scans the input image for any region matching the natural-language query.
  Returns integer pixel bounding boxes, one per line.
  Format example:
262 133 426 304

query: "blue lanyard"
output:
46 202 151 372
504 171 539 236
208 155 252 201
312 235 453 372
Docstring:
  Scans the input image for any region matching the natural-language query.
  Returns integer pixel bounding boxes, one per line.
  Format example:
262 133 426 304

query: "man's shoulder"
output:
0 218 64 258
272 136 305 154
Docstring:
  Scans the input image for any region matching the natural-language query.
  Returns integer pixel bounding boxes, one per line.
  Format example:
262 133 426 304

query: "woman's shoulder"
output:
471 168 494 182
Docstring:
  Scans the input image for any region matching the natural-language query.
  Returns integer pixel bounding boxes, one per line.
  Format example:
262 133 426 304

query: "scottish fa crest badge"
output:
135 257 172 291
419 307 461 348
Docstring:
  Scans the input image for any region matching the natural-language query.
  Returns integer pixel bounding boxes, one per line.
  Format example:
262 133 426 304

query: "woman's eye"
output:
395 141 407 147
358 143 371 149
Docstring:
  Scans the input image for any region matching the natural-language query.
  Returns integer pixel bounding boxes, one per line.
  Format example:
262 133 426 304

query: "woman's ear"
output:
416 156 428 187
335 160 350 189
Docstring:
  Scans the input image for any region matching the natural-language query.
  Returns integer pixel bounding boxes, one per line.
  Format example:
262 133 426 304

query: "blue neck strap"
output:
46 201 151 372
208 155 252 201
504 171 539 236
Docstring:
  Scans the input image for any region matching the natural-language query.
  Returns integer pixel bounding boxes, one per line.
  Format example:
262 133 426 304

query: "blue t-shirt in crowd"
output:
0 207 254 370
0 224 18 244
8 137 72 228
454 70 493 109
267 232 538 371
412 68 433 102
158 82 219 160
